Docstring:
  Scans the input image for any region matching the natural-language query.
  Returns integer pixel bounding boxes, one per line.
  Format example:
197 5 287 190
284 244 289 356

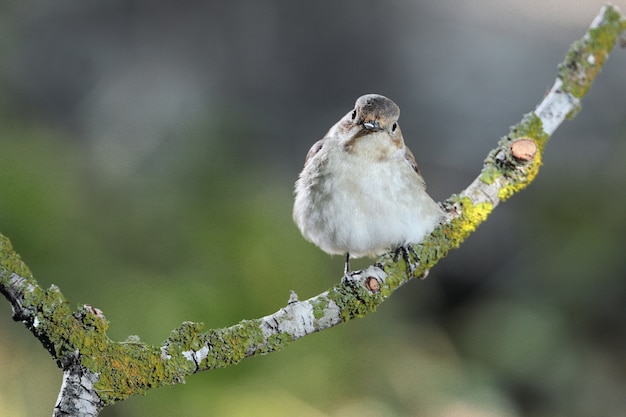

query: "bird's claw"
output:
395 245 425 278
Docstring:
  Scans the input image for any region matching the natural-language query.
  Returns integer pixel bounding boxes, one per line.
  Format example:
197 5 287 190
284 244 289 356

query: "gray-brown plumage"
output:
293 94 443 274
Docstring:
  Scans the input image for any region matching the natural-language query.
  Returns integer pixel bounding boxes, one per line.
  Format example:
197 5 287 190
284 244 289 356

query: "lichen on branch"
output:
1 5 625 417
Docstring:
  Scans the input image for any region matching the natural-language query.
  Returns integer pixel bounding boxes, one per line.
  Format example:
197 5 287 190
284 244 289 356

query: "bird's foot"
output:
343 253 351 279
394 245 426 279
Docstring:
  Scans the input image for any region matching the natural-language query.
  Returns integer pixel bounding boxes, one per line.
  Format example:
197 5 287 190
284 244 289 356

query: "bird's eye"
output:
350 110 357 120
391 122 398 132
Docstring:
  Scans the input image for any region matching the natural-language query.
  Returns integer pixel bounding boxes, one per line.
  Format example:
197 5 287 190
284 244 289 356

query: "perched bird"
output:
293 94 444 275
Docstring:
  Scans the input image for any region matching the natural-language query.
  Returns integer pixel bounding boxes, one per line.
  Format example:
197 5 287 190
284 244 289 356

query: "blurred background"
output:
1 1 625 416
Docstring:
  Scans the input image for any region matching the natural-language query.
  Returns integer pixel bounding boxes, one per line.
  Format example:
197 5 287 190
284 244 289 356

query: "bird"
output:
293 93 444 276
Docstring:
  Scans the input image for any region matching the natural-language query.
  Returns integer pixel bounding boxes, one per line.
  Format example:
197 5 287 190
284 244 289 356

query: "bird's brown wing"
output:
404 146 426 187
304 138 325 165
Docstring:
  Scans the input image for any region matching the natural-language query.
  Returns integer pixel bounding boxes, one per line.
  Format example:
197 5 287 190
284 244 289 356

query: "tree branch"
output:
1 5 625 416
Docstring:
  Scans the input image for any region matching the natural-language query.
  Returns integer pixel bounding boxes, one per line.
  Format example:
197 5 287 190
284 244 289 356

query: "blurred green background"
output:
1 1 625 416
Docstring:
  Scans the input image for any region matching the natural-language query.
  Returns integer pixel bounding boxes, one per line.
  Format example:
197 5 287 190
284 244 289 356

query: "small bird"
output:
293 94 444 275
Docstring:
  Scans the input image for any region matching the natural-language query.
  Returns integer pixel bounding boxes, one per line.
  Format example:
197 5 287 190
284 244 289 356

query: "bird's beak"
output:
362 120 382 131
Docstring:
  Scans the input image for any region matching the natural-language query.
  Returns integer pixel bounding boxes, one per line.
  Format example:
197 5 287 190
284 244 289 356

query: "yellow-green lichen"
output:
565 102 583 120
482 113 547 202
446 196 493 249
206 325 253 365
414 235 448 270
264 331 293 353
0 233 34 280
377 253 413 291
310 297 328 320
21 285 76 358
89 315 297 404
197 318 283 366
229 318 279 357
326 282 382 322
379 268 406 296
480 163 502 185
510 113 549 151
497 150 543 201
92 342 172 403
167 321 207 353
559 6 626 99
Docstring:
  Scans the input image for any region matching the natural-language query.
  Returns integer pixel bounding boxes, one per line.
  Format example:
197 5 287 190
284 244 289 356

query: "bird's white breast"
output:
293 136 442 258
